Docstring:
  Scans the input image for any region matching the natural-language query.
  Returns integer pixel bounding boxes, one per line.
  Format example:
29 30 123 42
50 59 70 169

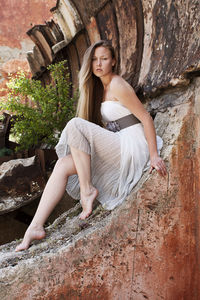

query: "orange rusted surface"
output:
132 101 200 299
0 0 56 48
86 17 101 44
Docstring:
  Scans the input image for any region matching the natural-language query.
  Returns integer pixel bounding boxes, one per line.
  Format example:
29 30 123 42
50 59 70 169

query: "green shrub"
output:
0 61 77 151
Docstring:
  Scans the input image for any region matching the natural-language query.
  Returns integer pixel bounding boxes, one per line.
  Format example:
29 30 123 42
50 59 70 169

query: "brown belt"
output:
106 114 141 132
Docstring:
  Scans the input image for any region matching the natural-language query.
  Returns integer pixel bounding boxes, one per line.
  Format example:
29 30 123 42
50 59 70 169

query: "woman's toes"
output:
79 210 91 220
15 242 29 252
15 226 45 252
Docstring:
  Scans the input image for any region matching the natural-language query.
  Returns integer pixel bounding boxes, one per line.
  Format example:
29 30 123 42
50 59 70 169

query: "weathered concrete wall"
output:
0 77 199 299
0 0 199 299
0 0 56 97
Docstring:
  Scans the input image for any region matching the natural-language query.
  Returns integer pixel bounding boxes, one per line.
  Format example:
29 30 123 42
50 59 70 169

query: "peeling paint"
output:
51 0 83 42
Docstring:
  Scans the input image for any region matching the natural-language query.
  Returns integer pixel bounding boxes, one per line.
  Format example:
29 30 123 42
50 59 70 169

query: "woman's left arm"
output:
111 77 167 177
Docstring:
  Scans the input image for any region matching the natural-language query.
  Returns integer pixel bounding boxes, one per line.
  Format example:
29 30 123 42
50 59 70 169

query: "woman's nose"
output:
97 59 102 66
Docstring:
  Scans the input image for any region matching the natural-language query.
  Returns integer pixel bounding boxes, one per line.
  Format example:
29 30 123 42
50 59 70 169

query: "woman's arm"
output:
110 76 167 177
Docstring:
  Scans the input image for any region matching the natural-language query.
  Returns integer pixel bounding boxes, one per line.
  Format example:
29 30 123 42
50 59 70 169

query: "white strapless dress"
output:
55 101 163 210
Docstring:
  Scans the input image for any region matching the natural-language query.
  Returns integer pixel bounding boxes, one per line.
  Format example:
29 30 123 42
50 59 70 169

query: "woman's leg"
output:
70 147 98 220
15 154 76 251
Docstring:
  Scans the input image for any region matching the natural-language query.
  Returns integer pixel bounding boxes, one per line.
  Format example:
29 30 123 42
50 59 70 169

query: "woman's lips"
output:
96 69 102 71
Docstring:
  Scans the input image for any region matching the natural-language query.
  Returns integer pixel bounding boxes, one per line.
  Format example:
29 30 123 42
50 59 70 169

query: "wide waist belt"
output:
106 114 141 132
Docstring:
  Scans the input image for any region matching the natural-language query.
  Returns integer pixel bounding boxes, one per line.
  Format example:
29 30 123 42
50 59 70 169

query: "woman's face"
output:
92 46 115 78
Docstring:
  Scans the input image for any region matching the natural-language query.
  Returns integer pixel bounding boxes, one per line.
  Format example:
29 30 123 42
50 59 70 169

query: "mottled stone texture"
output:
0 78 199 299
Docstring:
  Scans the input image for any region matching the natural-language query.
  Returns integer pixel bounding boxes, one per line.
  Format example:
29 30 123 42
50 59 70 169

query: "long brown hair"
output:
76 40 116 126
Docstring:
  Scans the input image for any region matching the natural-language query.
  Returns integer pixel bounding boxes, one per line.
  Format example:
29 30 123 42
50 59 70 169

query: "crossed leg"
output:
70 146 98 219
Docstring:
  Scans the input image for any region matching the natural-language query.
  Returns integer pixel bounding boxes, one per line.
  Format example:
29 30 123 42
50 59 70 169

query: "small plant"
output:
0 60 77 151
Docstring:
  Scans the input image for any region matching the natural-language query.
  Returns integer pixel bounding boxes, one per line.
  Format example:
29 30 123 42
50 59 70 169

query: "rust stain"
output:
165 101 199 299
86 17 101 44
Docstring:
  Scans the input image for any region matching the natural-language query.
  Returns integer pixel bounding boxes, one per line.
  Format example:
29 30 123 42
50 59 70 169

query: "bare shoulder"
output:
110 74 135 97
110 75 130 89
109 74 146 117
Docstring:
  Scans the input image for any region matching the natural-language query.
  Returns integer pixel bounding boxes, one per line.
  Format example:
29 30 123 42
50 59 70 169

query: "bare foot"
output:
79 187 98 220
15 225 45 252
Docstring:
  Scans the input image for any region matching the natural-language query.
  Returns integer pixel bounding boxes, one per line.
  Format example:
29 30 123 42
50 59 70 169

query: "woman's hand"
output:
149 155 167 177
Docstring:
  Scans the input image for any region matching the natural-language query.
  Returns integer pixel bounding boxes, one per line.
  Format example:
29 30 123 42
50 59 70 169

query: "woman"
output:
15 40 166 251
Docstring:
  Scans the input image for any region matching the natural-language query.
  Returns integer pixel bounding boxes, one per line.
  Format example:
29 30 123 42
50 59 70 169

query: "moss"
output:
67 206 82 219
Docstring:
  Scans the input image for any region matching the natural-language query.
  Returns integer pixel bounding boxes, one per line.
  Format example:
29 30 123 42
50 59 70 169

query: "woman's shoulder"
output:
110 75 133 93
110 74 125 85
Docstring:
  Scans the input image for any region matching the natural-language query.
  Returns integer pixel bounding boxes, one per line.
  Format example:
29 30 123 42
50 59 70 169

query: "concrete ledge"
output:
0 79 199 299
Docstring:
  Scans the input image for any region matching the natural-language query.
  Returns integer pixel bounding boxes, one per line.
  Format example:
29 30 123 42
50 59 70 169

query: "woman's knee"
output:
55 155 76 177
54 157 67 176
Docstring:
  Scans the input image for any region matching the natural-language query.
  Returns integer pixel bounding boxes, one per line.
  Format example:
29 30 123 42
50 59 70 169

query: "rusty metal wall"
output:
27 0 144 92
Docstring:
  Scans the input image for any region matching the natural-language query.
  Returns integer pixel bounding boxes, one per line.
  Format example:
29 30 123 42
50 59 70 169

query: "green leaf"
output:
1 60 77 150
